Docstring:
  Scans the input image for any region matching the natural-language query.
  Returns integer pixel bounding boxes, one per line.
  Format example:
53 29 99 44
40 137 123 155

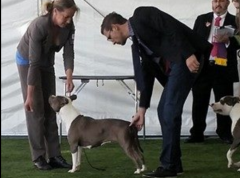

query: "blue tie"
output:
131 37 145 92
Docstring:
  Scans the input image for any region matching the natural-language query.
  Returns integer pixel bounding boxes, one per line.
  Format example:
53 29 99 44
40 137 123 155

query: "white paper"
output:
216 26 235 37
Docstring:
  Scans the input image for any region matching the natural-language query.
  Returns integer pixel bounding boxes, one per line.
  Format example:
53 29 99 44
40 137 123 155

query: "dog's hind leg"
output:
121 144 143 174
132 144 146 172
130 126 146 172
134 138 146 172
136 150 146 172
140 159 147 172
129 149 142 174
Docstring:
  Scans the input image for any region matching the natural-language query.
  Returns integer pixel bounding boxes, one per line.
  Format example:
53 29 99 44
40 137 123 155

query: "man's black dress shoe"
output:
184 136 204 143
143 167 177 178
177 166 184 175
34 156 52 170
48 155 72 169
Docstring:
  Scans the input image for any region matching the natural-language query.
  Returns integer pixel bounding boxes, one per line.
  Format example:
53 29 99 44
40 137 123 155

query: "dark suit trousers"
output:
191 64 233 139
17 64 61 162
157 58 199 170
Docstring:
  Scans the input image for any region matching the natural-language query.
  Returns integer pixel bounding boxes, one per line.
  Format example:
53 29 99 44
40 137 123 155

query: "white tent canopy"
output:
1 0 239 136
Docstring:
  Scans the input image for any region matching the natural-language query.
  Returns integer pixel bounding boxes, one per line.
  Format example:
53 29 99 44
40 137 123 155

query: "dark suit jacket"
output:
193 12 239 83
129 6 212 108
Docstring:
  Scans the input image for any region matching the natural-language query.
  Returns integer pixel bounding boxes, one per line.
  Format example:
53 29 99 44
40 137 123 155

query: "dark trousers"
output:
158 59 198 170
17 64 61 162
190 64 233 139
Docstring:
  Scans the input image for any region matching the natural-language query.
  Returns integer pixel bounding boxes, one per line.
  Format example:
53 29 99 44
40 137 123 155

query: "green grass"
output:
1 137 239 178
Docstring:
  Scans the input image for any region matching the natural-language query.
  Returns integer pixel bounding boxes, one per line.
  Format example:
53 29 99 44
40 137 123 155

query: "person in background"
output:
185 0 239 144
232 0 240 26
16 0 79 170
232 0 240 96
100 6 211 177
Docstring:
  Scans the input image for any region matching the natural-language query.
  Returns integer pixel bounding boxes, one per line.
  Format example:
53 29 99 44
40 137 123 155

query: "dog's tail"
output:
129 125 143 153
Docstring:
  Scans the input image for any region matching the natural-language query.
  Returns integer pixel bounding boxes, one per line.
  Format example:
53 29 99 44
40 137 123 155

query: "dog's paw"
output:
68 169 77 173
237 168 240 172
141 165 147 172
228 162 233 168
134 169 141 174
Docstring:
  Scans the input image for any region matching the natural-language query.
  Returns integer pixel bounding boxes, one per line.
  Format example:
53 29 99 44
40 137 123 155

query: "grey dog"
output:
210 96 240 171
48 95 146 174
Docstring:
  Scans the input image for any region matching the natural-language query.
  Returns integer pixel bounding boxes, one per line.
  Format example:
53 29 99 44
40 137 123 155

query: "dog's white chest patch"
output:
59 103 80 134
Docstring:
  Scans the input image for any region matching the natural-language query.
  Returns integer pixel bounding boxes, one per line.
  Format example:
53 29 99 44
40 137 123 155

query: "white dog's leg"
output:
68 152 78 173
134 168 141 174
227 148 236 168
141 165 147 172
75 147 82 170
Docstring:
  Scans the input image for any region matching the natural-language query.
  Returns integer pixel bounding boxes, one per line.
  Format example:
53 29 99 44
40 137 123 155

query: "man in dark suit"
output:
100 6 212 177
185 0 239 144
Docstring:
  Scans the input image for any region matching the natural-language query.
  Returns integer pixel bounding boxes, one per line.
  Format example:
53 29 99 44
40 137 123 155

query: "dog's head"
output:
48 95 77 112
210 96 240 116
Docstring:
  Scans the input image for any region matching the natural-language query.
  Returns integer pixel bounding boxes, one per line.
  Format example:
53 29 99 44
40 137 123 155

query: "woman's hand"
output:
25 85 34 112
65 79 74 93
65 69 74 93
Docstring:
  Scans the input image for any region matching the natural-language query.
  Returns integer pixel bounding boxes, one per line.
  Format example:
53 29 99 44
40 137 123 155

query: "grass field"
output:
1 137 239 178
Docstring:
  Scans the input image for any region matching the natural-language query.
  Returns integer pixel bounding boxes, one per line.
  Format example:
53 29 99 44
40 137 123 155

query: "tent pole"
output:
37 0 43 16
83 0 105 17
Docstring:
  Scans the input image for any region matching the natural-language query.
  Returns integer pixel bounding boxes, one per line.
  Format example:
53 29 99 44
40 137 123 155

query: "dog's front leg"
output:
226 149 235 168
75 147 82 170
68 152 78 173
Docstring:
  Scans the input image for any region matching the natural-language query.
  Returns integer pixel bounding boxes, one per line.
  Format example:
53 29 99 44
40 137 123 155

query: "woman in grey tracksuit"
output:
16 0 79 170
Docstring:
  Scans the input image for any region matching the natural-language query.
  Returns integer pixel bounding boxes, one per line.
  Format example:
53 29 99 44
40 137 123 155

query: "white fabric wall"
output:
1 0 239 136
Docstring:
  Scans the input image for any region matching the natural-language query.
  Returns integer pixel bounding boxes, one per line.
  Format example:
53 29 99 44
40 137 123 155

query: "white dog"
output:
210 96 240 171
48 94 146 174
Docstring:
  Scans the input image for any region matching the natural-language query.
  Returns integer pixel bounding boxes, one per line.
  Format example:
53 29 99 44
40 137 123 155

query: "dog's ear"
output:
225 96 240 106
233 97 240 104
70 95 77 101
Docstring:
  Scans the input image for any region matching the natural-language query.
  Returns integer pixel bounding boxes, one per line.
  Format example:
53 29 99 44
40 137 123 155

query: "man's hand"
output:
129 107 146 131
186 54 200 73
214 33 229 44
